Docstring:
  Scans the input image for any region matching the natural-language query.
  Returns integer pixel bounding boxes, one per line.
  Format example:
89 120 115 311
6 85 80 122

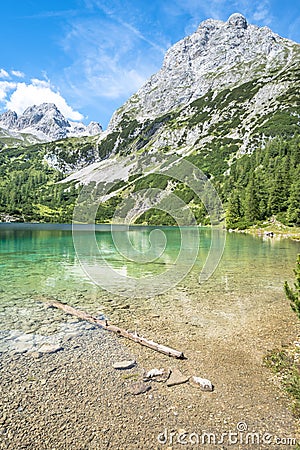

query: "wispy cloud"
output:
93 1 167 54
11 70 25 78
58 6 166 110
0 69 10 79
20 9 79 19
84 0 168 54
288 15 300 42
116 18 166 55
247 0 272 25
231 0 272 25
170 0 272 29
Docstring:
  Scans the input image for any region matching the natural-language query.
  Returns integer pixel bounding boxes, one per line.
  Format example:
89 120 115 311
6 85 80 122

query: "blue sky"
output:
0 0 299 129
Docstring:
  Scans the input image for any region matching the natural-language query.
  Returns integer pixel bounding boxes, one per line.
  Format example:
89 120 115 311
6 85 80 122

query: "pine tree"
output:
254 168 268 220
267 171 288 215
244 176 260 224
226 190 242 229
286 176 300 225
284 255 300 319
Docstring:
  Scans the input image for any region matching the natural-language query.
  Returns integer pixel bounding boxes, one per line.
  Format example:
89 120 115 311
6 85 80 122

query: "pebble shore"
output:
1 305 300 449
0 326 151 449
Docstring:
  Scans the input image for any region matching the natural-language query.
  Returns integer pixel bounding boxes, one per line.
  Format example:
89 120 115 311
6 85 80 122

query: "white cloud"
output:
0 69 10 79
6 79 83 120
11 70 25 78
0 81 16 102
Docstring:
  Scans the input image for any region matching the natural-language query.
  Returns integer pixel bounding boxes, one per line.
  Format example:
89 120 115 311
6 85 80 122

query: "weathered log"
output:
40 297 185 359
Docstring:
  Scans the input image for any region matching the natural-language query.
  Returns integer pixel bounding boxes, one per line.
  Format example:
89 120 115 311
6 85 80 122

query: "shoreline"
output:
1 219 300 242
230 222 300 242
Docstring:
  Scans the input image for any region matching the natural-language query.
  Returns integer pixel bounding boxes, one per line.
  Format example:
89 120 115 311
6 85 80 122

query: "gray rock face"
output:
0 110 18 128
86 121 103 135
15 103 70 139
0 103 102 142
108 13 294 131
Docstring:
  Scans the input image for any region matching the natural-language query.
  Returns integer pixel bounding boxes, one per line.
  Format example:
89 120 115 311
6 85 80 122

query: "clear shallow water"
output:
0 223 299 336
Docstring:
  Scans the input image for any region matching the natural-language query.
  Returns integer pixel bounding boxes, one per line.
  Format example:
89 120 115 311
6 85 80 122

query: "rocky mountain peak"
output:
108 13 292 131
0 103 102 143
86 121 103 135
16 103 70 135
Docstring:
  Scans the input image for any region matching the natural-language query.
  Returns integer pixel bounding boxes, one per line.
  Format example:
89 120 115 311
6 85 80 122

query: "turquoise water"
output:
0 223 299 335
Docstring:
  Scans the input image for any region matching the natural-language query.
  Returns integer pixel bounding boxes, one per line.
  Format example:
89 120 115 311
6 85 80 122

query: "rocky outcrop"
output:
0 110 18 128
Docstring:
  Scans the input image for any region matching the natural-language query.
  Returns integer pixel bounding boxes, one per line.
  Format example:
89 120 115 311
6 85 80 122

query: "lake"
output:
0 223 299 339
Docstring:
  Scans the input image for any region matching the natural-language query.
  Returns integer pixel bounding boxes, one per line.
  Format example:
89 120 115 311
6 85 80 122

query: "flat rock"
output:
166 368 189 387
129 382 151 395
37 344 63 354
12 342 32 354
112 360 136 370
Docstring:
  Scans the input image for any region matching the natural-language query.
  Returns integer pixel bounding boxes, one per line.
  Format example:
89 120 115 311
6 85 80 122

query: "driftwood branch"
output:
40 297 185 359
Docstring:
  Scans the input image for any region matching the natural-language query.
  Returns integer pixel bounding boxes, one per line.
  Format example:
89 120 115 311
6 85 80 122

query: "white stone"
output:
192 376 213 391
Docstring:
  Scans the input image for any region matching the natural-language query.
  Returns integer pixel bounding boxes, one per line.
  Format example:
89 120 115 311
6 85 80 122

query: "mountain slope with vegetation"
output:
0 136 102 222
